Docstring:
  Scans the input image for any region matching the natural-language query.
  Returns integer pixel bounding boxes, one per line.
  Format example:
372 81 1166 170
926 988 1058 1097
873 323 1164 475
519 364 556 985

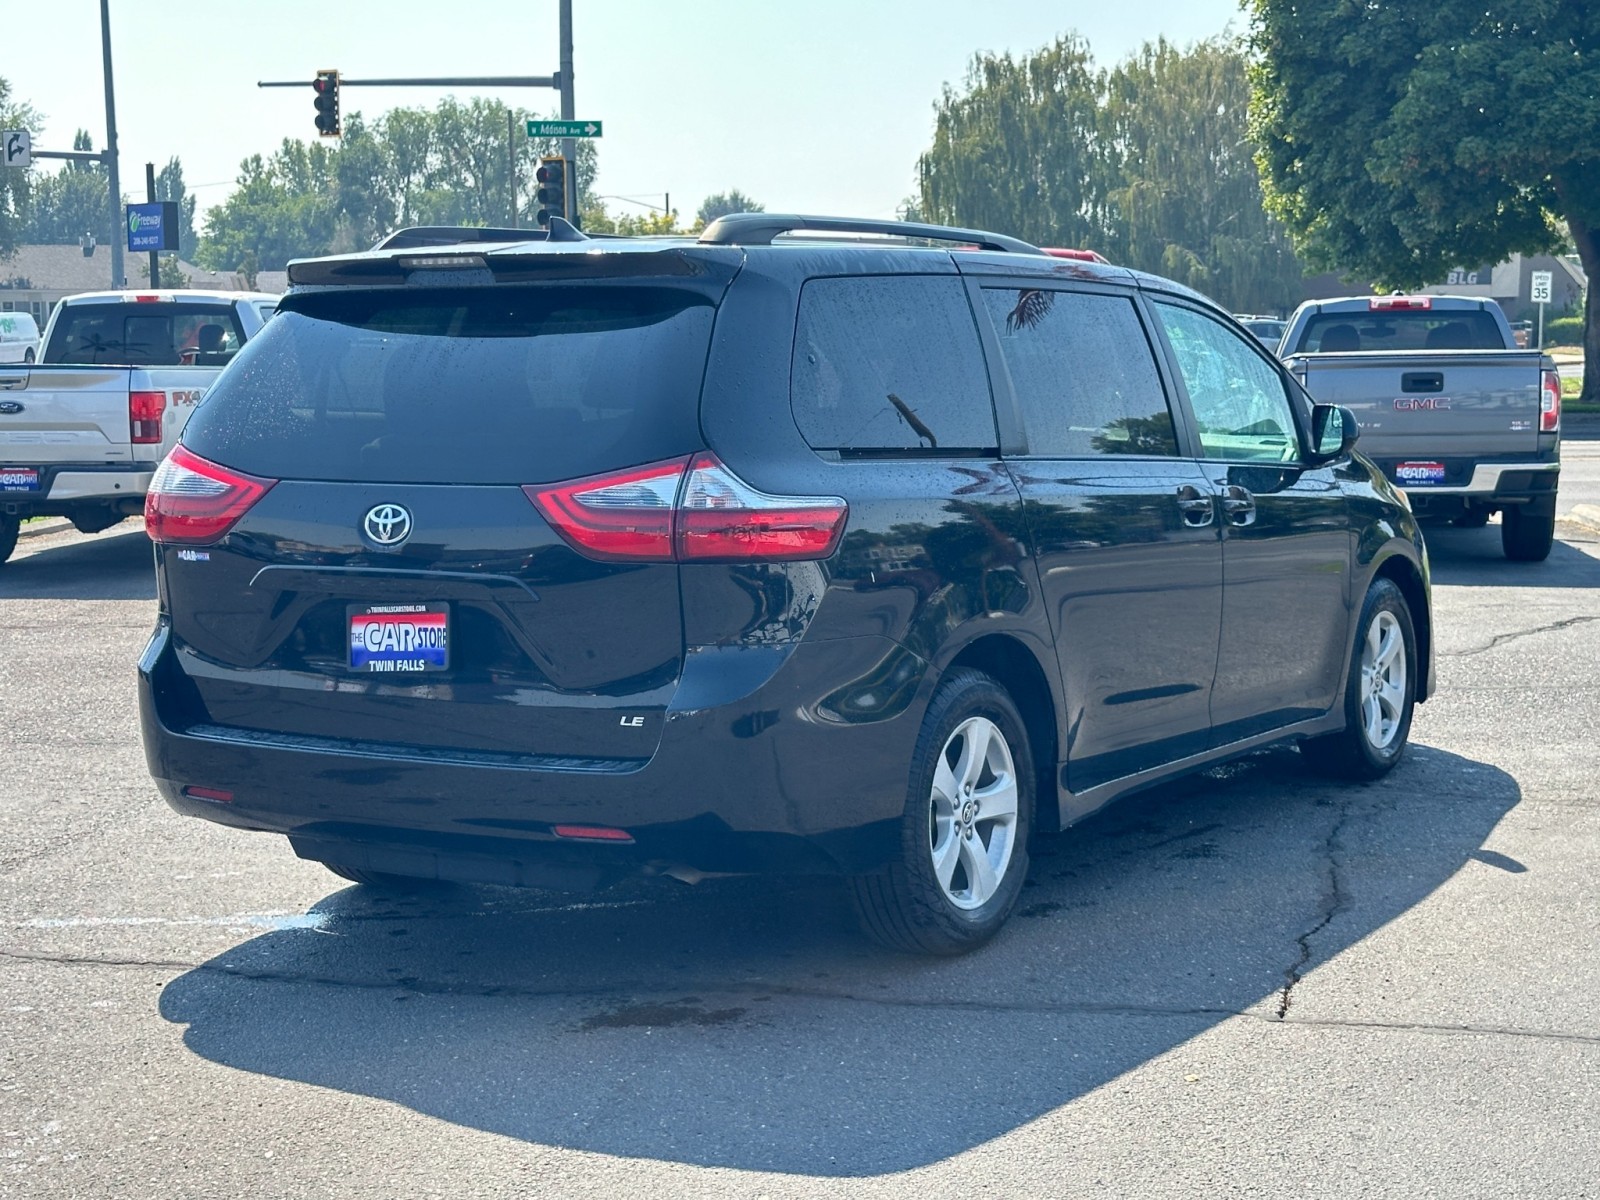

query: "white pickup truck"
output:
1280 294 1562 561
0 289 277 564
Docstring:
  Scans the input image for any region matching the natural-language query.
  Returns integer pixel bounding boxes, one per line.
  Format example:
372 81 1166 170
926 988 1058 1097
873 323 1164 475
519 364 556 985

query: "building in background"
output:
0 244 259 330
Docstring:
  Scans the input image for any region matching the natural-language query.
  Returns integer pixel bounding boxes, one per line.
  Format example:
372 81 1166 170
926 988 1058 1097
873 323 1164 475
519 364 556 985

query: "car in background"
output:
1234 314 1287 351
0 290 278 564
0 312 41 364
138 215 1432 955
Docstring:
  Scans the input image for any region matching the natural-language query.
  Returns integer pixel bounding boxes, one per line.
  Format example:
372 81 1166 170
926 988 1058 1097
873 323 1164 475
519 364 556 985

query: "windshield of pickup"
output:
1290 309 1507 353
42 302 246 366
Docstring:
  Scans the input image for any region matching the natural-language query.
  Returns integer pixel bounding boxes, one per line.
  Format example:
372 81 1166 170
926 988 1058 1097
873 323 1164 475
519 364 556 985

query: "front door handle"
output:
1221 485 1256 527
1175 484 1215 528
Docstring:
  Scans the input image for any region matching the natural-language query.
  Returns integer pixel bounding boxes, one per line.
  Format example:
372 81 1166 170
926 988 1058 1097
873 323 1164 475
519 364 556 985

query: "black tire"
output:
0 514 18 566
22 349 34 364
1501 502 1555 562
322 862 451 892
1300 578 1417 781
849 668 1034 955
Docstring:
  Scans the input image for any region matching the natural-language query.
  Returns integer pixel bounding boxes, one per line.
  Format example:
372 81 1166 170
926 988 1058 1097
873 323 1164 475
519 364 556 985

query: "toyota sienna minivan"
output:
139 215 1432 954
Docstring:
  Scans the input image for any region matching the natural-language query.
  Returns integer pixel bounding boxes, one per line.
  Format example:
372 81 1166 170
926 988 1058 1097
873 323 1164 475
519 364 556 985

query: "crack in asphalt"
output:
5 946 1599 1047
1441 614 1600 658
1276 799 1352 1020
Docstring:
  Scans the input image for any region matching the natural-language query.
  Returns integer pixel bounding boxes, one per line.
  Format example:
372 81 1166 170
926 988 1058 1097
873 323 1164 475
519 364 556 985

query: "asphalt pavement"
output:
2 486 1598 1197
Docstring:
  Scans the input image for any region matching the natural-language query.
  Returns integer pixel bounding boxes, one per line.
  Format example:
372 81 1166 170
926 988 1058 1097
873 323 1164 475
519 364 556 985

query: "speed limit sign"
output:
1531 271 1553 304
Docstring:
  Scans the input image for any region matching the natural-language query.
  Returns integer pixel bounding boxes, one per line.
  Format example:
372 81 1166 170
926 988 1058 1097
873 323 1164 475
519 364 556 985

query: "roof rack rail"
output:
697 213 1043 255
372 218 589 251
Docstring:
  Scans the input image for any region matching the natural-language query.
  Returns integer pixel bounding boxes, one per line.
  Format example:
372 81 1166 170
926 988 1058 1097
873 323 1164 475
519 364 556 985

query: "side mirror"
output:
1311 403 1358 461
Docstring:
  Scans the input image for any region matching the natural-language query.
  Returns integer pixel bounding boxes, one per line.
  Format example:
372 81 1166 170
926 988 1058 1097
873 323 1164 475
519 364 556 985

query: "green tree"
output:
1102 38 1304 314
20 130 118 247
695 189 764 229
1249 0 1600 400
919 36 1305 313
196 100 601 272
920 36 1108 252
0 78 41 258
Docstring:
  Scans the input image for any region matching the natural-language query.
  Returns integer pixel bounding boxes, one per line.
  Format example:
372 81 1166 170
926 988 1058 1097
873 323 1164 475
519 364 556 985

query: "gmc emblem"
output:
1394 397 1452 410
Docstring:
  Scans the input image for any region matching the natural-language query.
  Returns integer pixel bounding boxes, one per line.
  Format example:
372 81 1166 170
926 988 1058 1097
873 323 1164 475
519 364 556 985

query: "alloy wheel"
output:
927 716 1019 910
1360 610 1407 750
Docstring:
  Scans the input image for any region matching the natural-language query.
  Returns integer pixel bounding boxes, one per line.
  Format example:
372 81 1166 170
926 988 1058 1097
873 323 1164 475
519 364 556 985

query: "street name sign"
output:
1530 271 1553 304
3 131 29 168
527 120 602 138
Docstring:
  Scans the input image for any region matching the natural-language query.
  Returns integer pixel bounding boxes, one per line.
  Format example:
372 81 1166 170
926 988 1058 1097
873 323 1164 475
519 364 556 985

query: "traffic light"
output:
313 70 341 138
535 157 567 227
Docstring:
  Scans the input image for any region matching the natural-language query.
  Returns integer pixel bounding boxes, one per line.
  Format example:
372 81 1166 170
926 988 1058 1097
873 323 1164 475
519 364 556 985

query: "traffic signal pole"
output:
145 162 159 289
99 0 124 290
559 0 577 221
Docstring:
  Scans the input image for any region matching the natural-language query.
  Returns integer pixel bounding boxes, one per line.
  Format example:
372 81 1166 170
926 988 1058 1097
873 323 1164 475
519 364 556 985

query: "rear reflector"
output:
182 786 234 803
552 824 634 842
145 445 276 545
1540 369 1562 433
129 390 165 444
1369 296 1432 310
524 453 848 563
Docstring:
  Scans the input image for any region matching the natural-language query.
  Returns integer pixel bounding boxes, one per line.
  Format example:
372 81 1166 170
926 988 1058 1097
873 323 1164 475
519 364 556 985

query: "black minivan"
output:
138 215 1433 954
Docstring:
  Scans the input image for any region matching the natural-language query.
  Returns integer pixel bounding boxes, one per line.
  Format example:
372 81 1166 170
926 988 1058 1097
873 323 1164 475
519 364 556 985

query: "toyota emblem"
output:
363 503 412 547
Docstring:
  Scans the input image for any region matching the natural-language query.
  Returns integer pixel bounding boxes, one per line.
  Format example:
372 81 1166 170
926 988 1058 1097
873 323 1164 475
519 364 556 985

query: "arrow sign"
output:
527 119 602 138
3 131 30 168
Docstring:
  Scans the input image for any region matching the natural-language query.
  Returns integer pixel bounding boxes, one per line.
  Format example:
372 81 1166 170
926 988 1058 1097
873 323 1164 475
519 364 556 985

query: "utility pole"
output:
100 0 124 290
559 0 577 221
507 110 518 227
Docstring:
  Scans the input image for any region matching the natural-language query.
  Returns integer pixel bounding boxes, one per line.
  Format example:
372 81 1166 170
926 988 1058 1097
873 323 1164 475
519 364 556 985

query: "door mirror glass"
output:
1312 404 1358 459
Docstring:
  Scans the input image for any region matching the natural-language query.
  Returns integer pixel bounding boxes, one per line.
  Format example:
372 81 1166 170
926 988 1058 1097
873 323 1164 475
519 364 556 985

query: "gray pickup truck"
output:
1280 295 1562 561
0 289 277 565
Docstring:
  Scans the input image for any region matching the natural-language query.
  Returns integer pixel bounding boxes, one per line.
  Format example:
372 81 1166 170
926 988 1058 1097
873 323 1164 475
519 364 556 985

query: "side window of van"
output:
980 288 1179 458
791 276 998 455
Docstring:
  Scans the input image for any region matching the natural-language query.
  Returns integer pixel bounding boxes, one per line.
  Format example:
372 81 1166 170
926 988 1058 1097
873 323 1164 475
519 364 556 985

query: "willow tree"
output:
1250 0 1598 400
919 36 1306 314
919 36 1108 252
1102 38 1304 314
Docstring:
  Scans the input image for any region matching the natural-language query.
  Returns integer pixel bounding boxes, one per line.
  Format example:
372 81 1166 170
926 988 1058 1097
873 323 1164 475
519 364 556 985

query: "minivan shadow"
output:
159 743 1516 1177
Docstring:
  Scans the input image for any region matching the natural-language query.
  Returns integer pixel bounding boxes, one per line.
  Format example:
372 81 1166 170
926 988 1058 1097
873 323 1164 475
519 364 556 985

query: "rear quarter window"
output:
790 276 997 456
179 285 715 486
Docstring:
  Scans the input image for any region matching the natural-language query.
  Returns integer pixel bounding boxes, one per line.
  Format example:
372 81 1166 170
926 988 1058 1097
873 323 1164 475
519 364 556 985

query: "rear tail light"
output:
129 390 165 444
524 453 848 563
1369 296 1432 310
1540 369 1561 433
145 445 276 544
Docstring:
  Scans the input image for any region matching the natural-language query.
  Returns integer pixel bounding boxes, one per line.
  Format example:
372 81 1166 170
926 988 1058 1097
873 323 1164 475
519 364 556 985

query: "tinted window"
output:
1291 309 1505 353
791 276 996 454
43 303 245 366
982 287 1178 457
181 286 714 485
1154 301 1301 464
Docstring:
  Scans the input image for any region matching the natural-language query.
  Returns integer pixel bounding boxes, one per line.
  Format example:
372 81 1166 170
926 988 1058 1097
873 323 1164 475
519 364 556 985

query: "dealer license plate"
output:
348 603 450 673
1394 461 1447 486
0 467 39 492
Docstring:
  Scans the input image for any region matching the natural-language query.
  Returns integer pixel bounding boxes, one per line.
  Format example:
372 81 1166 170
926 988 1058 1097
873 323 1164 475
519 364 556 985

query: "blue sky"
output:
7 0 1245 229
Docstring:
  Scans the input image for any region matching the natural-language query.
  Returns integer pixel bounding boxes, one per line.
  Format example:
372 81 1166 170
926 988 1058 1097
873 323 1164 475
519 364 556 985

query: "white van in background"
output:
0 312 41 364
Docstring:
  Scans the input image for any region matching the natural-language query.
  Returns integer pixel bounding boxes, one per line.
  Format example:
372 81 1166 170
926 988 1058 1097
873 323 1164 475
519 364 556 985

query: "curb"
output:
1559 504 1600 535
17 517 73 540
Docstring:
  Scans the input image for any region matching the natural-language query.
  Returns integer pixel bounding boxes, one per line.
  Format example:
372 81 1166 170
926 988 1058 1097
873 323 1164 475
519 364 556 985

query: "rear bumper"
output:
138 621 932 884
0 463 151 516
1405 460 1559 498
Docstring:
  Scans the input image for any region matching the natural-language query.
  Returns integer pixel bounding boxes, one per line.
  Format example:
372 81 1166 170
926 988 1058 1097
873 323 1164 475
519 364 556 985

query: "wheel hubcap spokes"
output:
928 716 1019 910
1359 612 1407 750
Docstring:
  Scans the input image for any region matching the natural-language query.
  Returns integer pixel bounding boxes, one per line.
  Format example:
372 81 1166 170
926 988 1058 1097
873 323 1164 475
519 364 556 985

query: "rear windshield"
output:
1291 309 1505 353
43 303 245 366
179 286 715 485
